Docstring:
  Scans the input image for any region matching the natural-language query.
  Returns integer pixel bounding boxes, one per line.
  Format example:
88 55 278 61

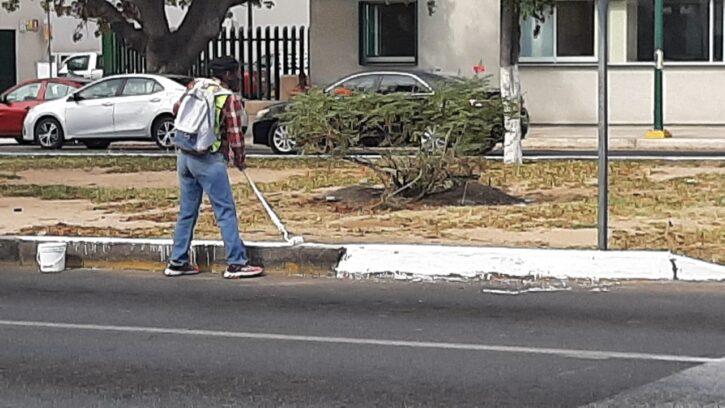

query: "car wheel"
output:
83 140 111 150
34 117 64 149
153 116 176 150
268 122 296 155
14 137 32 146
420 126 447 153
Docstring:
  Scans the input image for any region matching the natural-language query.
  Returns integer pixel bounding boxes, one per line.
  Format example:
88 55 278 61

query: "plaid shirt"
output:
218 93 246 169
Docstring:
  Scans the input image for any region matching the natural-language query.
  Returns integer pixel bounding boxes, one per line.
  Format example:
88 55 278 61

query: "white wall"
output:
165 1 309 30
520 65 725 125
310 0 501 86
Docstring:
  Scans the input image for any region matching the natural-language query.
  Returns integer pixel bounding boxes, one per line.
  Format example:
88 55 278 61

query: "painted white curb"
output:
5 237 724 282
335 244 725 282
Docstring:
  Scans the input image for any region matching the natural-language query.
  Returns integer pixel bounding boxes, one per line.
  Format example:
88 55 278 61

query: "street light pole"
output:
597 0 609 250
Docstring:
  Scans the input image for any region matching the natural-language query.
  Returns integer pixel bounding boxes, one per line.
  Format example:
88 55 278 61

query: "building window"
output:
629 0 724 62
360 1 418 65
521 1 596 62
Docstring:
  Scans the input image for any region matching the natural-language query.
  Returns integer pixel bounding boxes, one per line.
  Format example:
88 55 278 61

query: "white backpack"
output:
173 78 232 153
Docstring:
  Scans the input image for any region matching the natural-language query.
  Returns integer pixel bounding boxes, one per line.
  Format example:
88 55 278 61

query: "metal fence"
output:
103 25 309 100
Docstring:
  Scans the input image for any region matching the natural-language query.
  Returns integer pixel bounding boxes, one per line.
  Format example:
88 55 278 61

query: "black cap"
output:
209 56 239 77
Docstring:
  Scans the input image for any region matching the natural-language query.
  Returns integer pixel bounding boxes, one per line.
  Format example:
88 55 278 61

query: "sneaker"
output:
164 263 200 277
223 264 264 279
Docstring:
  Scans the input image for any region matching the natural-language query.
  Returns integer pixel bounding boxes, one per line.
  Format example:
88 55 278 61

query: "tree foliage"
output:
280 76 506 203
0 0 265 73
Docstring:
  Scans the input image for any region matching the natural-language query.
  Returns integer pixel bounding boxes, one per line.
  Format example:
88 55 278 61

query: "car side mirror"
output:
69 93 83 102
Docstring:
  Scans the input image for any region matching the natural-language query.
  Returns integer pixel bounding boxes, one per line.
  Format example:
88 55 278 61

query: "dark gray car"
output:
252 70 530 154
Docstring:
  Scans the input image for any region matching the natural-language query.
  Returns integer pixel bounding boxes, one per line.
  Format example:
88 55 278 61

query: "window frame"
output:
43 82 75 101
64 55 91 72
325 73 382 93
5 83 41 103
358 1 419 66
378 73 434 95
520 0 725 65
520 1 598 64
76 78 126 100
119 77 164 97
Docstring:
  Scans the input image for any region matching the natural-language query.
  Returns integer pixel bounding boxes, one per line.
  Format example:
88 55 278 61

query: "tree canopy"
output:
1 0 265 73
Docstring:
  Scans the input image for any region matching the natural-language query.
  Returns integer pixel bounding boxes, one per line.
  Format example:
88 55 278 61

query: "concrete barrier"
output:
2 236 723 282
1 236 345 276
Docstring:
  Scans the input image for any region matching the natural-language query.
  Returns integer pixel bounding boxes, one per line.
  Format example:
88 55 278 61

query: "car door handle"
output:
102 102 113 107
150 98 161 103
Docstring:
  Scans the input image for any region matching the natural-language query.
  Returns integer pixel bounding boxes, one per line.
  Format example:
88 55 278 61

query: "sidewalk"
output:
523 126 725 151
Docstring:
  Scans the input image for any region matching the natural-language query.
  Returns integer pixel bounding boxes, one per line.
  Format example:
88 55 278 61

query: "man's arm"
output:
222 94 246 170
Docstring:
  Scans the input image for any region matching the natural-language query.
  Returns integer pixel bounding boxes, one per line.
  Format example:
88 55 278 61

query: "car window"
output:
379 75 429 94
45 83 74 100
6 83 41 103
78 79 125 100
122 78 161 96
338 75 379 93
64 56 90 71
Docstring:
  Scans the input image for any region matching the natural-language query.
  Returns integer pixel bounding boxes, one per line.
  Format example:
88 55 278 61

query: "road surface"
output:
1 267 723 407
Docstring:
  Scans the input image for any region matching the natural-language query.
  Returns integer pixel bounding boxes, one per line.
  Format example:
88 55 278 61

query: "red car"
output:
0 78 89 144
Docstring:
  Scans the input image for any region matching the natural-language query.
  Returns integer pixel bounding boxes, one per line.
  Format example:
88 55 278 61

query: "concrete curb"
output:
335 244 725 282
2 237 723 282
523 137 725 152
0 236 345 275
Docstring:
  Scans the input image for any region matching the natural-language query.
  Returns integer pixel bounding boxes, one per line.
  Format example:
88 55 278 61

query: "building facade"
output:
0 2 101 91
308 0 725 125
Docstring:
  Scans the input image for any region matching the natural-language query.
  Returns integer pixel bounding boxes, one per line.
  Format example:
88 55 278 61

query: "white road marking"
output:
0 319 720 364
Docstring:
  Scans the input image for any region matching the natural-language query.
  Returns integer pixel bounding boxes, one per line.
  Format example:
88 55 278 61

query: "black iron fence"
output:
103 25 309 100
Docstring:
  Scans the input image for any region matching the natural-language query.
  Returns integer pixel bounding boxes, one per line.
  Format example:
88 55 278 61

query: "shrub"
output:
280 75 503 202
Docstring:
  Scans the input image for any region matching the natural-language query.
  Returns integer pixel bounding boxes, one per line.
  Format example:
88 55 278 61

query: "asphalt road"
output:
1 267 724 407
1 139 724 159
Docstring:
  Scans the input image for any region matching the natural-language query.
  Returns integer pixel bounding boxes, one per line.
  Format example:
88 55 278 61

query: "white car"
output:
23 74 188 150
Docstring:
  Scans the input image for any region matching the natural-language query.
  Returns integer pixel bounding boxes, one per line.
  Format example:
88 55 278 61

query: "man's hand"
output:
228 150 246 171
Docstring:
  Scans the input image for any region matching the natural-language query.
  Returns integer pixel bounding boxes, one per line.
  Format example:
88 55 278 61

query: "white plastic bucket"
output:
36 242 67 273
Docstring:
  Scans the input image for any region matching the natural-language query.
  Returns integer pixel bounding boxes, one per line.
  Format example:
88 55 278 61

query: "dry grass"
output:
2 157 722 264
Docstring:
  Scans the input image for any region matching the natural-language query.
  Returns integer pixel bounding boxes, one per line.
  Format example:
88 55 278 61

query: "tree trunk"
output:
500 0 523 165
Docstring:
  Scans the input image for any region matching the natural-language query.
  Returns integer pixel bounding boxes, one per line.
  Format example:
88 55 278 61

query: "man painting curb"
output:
165 56 264 279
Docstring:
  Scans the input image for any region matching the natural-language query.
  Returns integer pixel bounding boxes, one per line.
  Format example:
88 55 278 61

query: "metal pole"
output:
46 0 53 76
247 3 254 29
597 0 609 250
654 0 664 131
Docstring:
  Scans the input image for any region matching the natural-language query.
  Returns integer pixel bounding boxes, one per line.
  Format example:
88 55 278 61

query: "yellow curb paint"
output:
644 129 673 139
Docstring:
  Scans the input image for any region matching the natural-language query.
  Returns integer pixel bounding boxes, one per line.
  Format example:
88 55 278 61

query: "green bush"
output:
279 75 504 202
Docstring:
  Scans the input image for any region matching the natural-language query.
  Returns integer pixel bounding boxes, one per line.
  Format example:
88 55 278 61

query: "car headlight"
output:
256 108 270 118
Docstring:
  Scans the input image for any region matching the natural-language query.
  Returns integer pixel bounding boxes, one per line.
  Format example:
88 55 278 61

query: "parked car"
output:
0 77 90 144
57 52 104 80
252 70 530 154
22 74 187 149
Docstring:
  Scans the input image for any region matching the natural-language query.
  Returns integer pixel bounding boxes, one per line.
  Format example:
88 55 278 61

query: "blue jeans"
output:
170 151 248 266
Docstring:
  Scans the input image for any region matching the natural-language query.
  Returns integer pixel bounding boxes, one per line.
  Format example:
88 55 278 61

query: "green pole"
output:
102 32 113 76
654 0 664 131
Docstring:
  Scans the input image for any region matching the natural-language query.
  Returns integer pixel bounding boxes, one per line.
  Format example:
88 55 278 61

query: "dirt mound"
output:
320 182 523 208
423 182 524 206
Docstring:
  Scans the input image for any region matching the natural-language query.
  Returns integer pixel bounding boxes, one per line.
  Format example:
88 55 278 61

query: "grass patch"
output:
3 157 722 264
